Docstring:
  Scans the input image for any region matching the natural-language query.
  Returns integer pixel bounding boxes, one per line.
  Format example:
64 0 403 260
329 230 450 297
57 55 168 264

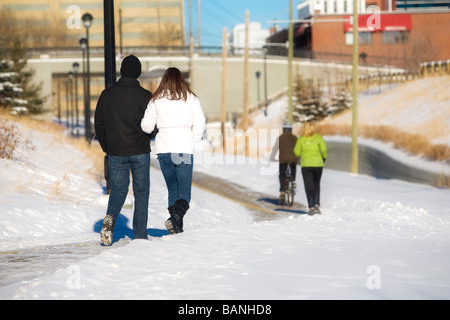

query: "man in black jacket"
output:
95 55 156 245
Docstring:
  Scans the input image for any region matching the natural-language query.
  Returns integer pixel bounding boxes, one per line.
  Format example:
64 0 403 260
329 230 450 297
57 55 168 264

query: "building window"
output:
383 31 409 44
324 1 328 13
396 0 450 10
345 32 372 45
344 0 347 12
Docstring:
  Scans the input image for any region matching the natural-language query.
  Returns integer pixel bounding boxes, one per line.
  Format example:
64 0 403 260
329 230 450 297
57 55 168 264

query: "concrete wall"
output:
28 55 366 120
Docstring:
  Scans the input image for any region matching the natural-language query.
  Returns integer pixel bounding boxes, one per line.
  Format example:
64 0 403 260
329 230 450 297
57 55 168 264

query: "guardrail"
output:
420 60 450 77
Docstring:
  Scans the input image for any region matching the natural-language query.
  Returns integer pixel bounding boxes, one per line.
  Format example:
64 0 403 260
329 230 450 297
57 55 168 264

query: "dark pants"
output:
279 163 297 192
301 167 323 208
158 153 194 207
106 153 150 240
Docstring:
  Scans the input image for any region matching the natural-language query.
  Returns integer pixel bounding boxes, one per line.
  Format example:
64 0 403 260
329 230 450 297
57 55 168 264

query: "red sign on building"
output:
344 14 412 32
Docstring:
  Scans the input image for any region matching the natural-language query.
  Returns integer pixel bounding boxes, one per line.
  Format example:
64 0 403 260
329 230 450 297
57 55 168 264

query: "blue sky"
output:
185 0 299 47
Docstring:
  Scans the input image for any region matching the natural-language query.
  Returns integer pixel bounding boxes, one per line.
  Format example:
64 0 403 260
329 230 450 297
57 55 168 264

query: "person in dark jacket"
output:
94 55 157 245
271 123 300 204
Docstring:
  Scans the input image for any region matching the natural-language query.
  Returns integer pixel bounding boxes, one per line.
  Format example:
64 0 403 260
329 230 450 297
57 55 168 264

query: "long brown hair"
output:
151 67 196 102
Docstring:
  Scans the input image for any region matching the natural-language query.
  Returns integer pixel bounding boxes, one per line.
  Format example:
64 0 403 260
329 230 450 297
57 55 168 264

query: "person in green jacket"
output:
293 122 327 215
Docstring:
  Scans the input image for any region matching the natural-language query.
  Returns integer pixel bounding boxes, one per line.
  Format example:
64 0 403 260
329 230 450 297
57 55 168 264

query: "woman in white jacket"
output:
141 67 205 234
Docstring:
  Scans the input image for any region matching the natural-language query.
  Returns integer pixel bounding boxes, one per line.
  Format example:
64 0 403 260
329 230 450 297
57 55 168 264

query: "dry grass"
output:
0 117 36 160
0 110 104 179
317 122 450 162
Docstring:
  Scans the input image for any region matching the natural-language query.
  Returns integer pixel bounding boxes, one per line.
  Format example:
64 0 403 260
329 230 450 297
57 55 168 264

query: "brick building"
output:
311 9 450 69
268 0 450 69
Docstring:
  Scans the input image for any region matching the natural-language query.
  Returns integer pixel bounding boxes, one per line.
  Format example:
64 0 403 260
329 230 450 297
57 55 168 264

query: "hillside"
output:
324 76 450 146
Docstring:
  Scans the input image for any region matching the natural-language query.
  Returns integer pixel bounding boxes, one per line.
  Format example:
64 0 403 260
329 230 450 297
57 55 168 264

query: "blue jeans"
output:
106 153 150 239
157 153 193 207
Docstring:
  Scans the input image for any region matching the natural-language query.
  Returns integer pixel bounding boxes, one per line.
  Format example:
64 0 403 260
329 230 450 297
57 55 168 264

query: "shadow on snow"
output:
93 214 168 245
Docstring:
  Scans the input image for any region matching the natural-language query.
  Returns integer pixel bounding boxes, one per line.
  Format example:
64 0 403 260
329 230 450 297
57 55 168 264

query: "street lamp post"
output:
82 13 93 142
65 78 69 129
104 0 116 89
68 71 74 136
79 38 87 140
262 46 268 116
72 62 80 138
255 71 261 106
57 79 61 124
103 0 116 195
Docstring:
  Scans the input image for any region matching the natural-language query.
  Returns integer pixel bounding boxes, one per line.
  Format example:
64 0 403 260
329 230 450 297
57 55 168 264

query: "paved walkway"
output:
0 169 307 291
192 171 307 221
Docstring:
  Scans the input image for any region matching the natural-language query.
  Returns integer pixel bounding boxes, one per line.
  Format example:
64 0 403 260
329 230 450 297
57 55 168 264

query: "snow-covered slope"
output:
326 76 450 146
1 117 449 300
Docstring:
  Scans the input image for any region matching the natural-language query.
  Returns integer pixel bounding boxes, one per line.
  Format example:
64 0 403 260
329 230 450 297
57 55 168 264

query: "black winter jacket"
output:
94 77 156 156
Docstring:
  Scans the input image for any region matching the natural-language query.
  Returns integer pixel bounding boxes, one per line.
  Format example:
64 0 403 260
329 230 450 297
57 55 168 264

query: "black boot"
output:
165 199 189 234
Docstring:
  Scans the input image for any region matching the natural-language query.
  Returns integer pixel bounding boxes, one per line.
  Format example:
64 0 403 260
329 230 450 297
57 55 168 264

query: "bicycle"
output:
280 164 296 207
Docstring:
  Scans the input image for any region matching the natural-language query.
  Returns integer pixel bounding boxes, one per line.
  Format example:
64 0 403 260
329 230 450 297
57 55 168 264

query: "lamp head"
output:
82 13 93 29
72 62 79 73
79 38 87 50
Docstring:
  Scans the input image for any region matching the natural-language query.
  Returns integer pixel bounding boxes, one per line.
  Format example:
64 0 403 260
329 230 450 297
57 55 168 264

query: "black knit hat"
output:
120 55 141 78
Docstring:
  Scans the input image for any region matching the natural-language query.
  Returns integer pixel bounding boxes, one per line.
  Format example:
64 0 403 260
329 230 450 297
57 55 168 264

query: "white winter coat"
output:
141 93 206 154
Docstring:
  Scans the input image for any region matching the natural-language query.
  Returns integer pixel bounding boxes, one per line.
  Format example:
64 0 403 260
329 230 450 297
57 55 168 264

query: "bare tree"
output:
145 22 183 47
0 10 70 48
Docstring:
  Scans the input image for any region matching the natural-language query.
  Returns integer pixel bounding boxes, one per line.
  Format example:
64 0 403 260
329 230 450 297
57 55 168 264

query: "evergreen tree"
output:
292 74 327 123
328 84 352 116
0 47 23 110
0 38 45 114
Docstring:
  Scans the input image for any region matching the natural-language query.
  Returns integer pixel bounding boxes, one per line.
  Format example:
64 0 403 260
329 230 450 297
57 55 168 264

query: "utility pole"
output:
157 1 161 45
287 0 294 124
351 0 359 174
243 10 250 157
189 35 194 89
188 0 192 42
221 27 227 151
198 0 201 48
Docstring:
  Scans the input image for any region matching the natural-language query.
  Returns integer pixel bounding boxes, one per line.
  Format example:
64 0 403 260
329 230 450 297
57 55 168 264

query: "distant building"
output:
267 0 450 69
298 0 369 18
0 0 185 48
298 0 450 15
229 22 270 54
395 0 450 10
